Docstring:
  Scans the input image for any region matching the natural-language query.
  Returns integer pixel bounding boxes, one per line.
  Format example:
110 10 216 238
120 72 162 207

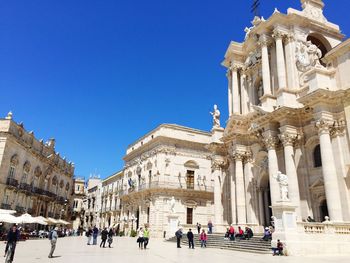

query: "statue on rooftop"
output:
210 104 221 128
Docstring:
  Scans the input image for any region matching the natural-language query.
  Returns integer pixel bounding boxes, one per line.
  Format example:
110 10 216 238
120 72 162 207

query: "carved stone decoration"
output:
273 171 289 201
330 119 346 138
244 50 262 68
34 166 42 177
295 41 323 72
210 104 221 128
315 118 332 135
23 161 31 173
263 135 279 150
279 133 299 147
10 154 19 166
65 182 70 191
59 180 64 189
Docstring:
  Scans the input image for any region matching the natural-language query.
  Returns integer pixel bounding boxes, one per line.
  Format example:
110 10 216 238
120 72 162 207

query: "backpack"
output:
48 231 53 240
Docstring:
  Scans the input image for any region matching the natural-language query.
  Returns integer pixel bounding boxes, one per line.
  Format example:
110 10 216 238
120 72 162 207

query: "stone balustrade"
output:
298 222 350 235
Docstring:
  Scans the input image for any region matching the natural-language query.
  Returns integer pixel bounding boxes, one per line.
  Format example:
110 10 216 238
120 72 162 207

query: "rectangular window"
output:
186 170 195 189
8 166 15 179
186 208 193 224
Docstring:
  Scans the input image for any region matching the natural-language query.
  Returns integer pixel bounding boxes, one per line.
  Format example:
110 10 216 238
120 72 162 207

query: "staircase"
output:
166 233 272 254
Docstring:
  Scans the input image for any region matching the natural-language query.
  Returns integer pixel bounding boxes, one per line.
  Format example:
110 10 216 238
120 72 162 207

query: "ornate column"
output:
240 72 249 114
234 153 247 224
244 153 254 224
259 35 272 96
212 159 224 226
284 34 299 89
263 132 280 206
226 69 233 116
315 119 343 221
230 65 241 114
229 159 236 224
279 132 302 219
273 29 287 90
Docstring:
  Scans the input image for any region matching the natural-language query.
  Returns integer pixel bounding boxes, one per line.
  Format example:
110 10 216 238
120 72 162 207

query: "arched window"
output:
313 145 322 168
8 154 19 179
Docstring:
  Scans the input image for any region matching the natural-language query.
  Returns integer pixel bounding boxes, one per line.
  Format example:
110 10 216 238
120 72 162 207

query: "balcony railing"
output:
124 181 213 195
6 178 18 187
19 183 32 192
48 212 54 218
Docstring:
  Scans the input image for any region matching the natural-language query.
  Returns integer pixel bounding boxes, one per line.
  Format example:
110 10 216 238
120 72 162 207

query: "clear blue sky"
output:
0 0 348 179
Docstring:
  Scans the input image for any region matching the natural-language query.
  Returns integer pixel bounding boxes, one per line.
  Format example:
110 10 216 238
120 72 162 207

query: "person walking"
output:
92 226 99 245
200 229 207 248
86 227 93 245
48 227 58 258
196 223 201 234
207 220 213 234
143 226 150 249
187 229 194 249
175 228 183 248
107 228 114 248
4 224 20 262
137 227 144 249
100 228 108 248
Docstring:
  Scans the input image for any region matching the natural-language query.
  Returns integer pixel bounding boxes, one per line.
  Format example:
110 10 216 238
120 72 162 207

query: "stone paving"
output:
5 236 350 263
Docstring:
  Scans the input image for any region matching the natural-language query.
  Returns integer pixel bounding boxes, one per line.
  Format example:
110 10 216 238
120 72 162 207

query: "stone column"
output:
279 132 302 219
235 153 247 224
230 65 241 114
316 119 343 222
212 160 223 226
258 188 265 226
229 159 236 224
240 73 248 114
244 154 254 224
227 69 233 116
259 35 272 96
264 190 270 226
263 132 280 206
273 29 287 90
284 34 299 89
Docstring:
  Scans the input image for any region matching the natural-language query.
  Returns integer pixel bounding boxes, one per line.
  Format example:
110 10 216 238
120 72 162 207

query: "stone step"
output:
166 233 272 254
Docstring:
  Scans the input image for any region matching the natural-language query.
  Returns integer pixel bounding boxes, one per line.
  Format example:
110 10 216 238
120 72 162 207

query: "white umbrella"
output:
57 219 70 225
34 216 48 225
0 209 16 215
46 217 58 225
17 213 36 224
0 213 19 224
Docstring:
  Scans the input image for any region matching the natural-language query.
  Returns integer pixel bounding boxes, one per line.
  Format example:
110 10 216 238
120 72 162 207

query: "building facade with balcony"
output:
83 177 101 228
122 124 215 237
0 112 74 220
71 177 86 230
100 171 123 229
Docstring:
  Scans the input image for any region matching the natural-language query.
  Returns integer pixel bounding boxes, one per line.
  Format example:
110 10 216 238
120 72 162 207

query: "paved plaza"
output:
6 236 350 263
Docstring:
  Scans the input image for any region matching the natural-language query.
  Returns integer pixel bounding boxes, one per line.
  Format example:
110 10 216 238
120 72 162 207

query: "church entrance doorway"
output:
258 172 272 227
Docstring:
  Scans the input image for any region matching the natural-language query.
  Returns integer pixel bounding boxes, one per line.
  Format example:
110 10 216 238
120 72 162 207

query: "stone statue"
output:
169 196 176 213
306 41 322 66
210 104 221 128
274 171 289 201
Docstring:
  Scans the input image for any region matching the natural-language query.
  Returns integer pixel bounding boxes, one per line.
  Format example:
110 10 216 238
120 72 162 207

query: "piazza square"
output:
0 0 350 261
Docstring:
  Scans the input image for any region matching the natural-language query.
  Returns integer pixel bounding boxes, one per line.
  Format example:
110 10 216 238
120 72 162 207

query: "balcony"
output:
131 181 214 193
48 212 54 218
1 203 12 210
32 187 44 195
6 178 18 188
19 183 32 192
27 208 33 214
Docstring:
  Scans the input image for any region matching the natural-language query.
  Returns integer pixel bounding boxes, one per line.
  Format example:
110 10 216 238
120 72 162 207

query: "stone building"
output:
0 112 74 220
99 170 123 228
217 0 350 255
71 177 86 230
83 177 101 228
120 124 215 238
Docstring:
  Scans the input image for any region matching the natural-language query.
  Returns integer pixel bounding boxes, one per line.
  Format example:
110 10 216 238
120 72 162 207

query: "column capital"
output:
272 29 286 40
262 134 279 150
315 118 333 135
278 132 300 147
330 119 346 138
211 159 227 171
229 64 240 72
284 33 295 44
233 152 245 161
258 34 271 47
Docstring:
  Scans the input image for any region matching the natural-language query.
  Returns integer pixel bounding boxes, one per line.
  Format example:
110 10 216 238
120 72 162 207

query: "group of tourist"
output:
136 226 150 249
85 226 114 248
196 221 213 234
224 225 254 241
175 228 209 249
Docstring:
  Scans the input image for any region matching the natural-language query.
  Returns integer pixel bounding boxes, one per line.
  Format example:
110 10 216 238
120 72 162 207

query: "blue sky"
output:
0 0 348 179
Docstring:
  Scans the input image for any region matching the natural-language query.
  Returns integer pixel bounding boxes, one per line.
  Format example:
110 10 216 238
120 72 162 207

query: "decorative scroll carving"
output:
295 41 323 72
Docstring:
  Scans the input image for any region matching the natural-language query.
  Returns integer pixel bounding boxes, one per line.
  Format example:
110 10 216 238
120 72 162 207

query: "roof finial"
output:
5 111 13 120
